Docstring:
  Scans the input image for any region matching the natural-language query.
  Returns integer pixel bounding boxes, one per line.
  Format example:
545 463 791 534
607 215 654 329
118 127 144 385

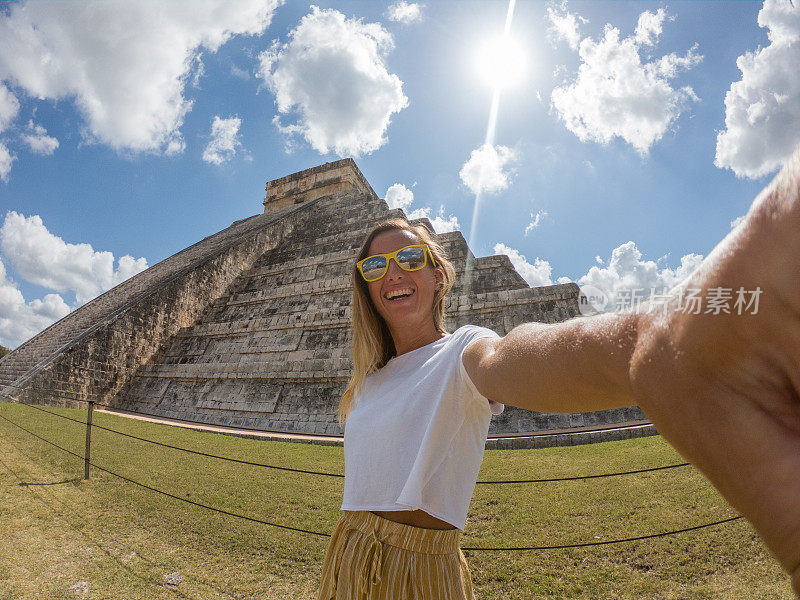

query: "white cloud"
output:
634 8 669 46
407 205 460 234
494 243 555 287
730 215 746 229
576 241 704 311
191 54 205 89
257 5 408 157
430 214 460 234
546 0 586 50
0 0 282 155
524 210 548 236
0 83 19 132
20 121 59 155
202 116 242 165
387 1 423 25
385 183 414 210
715 1 800 179
0 144 14 182
111 254 149 288
553 64 568 79
493 239 705 311
231 64 251 80
385 182 459 233
550 5 701 153
0 211 149 306
0 258 70 349
459 143 516 195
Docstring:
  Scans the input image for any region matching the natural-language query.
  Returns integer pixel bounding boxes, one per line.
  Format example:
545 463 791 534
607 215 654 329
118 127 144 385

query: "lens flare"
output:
465 0 518 296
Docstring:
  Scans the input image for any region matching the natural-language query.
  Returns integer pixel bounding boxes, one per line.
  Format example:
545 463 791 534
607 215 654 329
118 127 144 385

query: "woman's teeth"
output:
386 288 414 301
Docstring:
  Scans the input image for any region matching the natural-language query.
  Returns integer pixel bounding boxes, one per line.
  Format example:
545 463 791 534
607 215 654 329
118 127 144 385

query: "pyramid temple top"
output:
263 158 377 213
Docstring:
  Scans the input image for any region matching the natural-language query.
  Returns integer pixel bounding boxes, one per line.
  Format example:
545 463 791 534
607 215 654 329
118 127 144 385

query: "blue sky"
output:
0 0 797 348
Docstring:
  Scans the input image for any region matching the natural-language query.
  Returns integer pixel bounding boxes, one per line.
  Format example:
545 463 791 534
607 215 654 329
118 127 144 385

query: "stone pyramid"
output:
0 159 645 441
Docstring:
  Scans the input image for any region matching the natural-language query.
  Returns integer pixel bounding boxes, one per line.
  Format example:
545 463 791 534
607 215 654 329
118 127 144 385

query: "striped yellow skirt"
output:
317 510 475 600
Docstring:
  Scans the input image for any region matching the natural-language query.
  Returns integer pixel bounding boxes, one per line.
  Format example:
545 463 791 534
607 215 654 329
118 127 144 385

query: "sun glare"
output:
475 35 526 89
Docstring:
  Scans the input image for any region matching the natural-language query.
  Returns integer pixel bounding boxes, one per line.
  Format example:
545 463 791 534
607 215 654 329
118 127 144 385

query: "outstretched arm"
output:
464 149 800 593
463 311 645 413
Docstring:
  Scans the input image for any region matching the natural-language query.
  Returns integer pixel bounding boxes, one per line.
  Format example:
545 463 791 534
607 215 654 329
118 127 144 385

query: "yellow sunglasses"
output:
356 244 437 282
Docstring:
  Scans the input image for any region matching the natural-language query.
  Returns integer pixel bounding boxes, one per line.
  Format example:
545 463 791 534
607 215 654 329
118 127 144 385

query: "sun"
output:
475 35 527 90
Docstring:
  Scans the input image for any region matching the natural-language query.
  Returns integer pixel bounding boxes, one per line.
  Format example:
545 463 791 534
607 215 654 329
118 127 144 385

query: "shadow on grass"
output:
18 477 82 486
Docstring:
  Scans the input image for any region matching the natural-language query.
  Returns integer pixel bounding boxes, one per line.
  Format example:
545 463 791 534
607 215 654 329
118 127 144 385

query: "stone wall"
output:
0 198 326 408
263 158 377 213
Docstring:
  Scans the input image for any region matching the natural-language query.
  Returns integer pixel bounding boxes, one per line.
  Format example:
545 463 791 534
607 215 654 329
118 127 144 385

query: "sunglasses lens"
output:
397 246 426 271
361 255 387 281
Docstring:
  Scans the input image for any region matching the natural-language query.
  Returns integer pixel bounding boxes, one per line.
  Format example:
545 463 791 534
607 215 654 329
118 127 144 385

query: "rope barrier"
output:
0 409 743 550
0 411 330 537
461 516 743 551
476 462 690 483
8 401 690 483
15 402 345 477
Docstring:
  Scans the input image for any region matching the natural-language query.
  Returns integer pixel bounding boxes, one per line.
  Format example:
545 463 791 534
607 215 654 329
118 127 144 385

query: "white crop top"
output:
340 324 504 531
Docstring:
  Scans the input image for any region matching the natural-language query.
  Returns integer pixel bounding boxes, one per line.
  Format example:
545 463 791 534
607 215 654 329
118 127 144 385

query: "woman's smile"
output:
384 286 415 301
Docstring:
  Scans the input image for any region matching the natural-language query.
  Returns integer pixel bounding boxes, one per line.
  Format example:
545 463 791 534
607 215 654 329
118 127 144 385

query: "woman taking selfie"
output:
317 153 800 599
318 218 502 599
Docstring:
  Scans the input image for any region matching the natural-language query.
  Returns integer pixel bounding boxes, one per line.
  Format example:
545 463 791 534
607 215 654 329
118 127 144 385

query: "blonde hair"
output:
337 218 456 425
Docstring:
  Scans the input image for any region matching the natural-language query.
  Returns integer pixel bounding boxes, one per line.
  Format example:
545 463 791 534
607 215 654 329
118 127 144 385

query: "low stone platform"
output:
95 406 657 449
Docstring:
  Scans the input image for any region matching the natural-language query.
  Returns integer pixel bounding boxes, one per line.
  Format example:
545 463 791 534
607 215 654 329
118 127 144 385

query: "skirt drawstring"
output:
358 528 389 598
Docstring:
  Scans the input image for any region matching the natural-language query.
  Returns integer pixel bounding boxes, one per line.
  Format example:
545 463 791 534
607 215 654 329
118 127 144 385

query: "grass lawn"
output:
0 400 793 600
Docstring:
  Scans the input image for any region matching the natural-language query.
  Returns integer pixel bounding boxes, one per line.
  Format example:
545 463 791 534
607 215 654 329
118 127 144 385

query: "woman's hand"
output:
629 150 800 592
464 149 800 591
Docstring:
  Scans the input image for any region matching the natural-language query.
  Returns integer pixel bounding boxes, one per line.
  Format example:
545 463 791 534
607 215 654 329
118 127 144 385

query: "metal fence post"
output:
84 400 94 480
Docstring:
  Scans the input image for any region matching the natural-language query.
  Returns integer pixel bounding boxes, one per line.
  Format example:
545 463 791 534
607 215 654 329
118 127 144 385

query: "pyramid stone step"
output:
175 312 350 341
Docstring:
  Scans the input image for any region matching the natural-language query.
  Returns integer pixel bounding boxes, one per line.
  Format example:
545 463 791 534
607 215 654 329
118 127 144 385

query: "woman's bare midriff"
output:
367 509 457 530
